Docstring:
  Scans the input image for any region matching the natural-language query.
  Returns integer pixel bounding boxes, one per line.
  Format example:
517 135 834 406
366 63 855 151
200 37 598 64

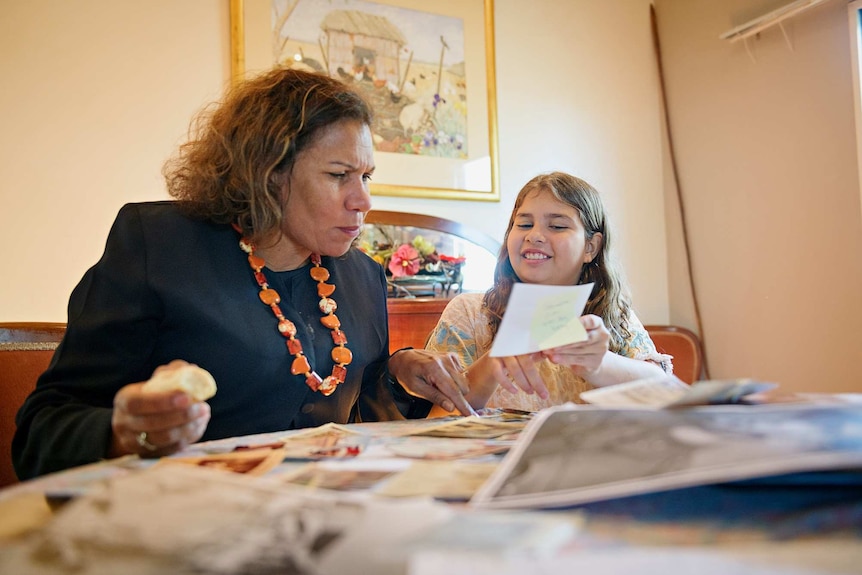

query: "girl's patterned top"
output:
426 292 673 412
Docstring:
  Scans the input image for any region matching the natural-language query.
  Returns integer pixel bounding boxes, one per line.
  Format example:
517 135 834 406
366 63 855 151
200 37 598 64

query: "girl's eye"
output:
550 225 569 230
515 223 532 229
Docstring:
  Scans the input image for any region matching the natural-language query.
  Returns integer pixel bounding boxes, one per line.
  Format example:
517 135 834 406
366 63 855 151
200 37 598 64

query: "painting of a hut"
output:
321 10 406 89
274 0 468 160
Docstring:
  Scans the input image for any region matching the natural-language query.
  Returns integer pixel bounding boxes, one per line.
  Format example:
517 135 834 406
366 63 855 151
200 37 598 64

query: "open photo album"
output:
471 400 862 510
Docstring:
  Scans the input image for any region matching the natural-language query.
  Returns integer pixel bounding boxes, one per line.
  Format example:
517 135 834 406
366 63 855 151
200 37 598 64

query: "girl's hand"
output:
492 352 549 400
541 314 610 376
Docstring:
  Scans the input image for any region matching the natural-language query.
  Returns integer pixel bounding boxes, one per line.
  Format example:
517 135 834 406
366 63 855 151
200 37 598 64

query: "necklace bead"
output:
233 225 350 396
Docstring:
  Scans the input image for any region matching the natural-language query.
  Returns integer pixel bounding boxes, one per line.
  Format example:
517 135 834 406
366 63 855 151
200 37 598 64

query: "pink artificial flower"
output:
388 244 421 277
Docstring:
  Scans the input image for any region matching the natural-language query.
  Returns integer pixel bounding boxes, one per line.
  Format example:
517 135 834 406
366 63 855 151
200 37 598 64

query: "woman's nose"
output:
347 179 372 212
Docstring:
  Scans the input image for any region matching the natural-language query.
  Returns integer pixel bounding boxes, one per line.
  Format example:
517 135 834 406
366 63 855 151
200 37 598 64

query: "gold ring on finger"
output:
136 431 158 452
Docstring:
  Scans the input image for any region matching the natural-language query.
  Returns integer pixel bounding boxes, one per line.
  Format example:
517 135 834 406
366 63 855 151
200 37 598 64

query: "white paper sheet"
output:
580 377 779 409
489 283 593 357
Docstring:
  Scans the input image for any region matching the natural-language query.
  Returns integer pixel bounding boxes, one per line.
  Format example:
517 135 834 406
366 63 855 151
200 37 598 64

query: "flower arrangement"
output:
358 229 466 295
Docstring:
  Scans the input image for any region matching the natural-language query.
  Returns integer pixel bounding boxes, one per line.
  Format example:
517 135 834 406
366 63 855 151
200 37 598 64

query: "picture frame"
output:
229 0 500 201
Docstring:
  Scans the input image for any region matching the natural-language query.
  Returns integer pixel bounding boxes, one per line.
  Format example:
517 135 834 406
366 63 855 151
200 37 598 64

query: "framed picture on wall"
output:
230 0 500 201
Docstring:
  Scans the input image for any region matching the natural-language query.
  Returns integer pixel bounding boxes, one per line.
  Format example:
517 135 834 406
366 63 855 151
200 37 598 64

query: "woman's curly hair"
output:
483 172 634 352
163 67 372 243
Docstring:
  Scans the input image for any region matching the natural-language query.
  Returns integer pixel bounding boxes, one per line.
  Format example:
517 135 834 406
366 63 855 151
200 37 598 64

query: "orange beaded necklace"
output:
233 224 352 396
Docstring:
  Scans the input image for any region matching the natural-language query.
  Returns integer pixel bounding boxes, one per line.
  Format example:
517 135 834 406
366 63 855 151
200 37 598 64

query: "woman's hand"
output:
110 360 212 458
541 314 610 376
387 349 476 416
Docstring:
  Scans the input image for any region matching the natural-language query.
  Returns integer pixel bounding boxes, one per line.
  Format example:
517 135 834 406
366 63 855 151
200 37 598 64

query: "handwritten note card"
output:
489 283 593 357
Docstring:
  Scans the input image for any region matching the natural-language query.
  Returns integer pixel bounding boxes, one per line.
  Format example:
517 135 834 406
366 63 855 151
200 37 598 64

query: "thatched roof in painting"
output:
321 10 407 45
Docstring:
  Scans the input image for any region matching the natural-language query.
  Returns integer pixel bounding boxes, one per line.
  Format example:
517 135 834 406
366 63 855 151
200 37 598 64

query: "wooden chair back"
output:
0 322 66 487
644 324 704 384
0 322 67 344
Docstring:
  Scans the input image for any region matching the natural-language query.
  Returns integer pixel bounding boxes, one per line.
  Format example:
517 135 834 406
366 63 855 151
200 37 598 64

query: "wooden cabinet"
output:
386 297 450 353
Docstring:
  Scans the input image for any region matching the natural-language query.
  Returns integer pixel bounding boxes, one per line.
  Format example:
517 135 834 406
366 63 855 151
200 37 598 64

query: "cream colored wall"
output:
655 0 862 393
1 0 229 319
0 0 669 324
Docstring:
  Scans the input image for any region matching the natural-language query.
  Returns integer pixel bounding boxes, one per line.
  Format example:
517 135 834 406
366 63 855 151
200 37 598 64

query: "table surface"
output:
2 414 861 575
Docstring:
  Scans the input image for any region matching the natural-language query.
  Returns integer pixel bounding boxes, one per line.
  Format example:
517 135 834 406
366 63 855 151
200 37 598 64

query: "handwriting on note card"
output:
489 283 593 357
531 292 588 351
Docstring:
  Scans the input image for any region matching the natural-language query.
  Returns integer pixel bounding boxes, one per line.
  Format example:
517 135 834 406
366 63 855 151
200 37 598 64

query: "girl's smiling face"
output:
506 188 601 286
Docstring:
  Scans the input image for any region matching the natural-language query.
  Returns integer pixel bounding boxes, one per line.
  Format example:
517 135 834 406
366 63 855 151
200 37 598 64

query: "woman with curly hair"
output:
13 67 472 480
426 172 671 413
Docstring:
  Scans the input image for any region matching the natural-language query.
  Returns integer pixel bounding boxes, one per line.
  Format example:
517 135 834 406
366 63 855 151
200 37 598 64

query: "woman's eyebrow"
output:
328 160 375 172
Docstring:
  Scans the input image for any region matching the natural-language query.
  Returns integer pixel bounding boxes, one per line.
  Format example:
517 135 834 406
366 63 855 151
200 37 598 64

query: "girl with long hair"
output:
426 172 671 412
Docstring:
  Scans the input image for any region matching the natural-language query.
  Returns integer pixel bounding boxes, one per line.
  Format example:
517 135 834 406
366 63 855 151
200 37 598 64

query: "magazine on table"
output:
470 400 862 510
